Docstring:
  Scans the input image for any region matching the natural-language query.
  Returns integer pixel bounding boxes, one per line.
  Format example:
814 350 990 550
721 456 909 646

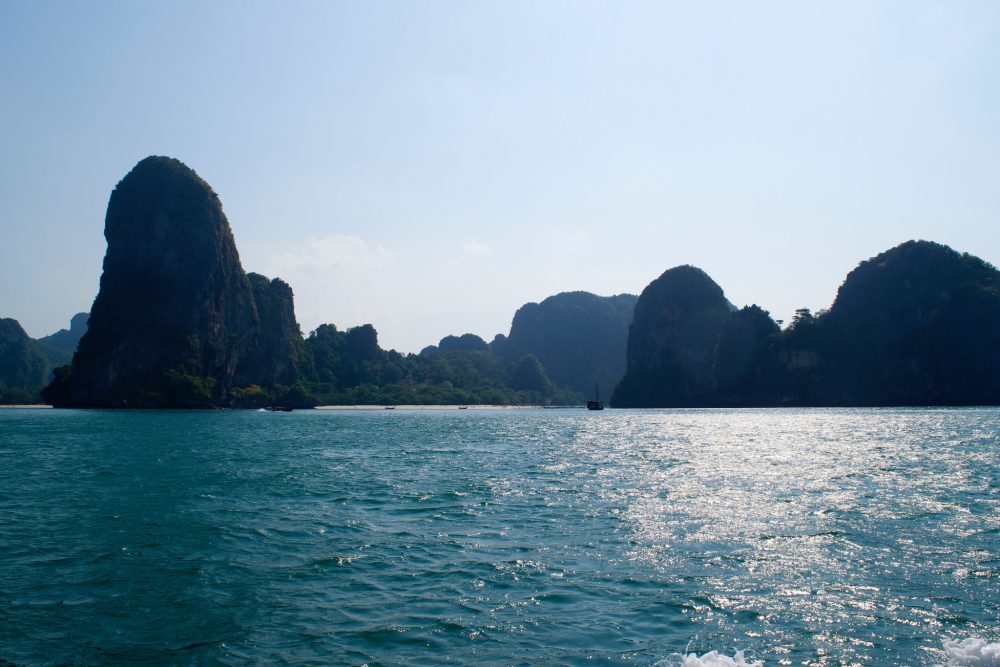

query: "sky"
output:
1 1 998 353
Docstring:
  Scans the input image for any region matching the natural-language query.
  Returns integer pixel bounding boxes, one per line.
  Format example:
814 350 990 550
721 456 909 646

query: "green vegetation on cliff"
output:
292 324 576 405
613 241 1000 407
0 319 51 403
498 291 636 397
29 156 996 409
44 156 303 408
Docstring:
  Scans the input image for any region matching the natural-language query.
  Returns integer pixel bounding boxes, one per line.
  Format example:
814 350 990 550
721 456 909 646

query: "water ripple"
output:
0 407 997 665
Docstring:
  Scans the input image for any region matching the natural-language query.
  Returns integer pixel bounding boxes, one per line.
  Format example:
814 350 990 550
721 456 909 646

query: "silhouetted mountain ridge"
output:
18 156 994 408
612 240 1000 407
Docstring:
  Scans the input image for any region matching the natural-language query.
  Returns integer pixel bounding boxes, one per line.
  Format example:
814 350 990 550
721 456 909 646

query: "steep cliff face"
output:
501 291 637 397
811 240 1000 404
239 273 300 388
714 305 781 398
45 156 301 407
612 266 732 407
613 241 1000 408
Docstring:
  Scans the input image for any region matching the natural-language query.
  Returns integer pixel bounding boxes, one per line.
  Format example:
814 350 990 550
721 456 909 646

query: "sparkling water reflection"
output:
0 408 997 665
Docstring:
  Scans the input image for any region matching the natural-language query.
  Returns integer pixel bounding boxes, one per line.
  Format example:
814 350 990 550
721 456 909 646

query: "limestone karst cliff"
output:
612 241 1000 407
44 156 303 407
499 291 637 397
611 267 732 407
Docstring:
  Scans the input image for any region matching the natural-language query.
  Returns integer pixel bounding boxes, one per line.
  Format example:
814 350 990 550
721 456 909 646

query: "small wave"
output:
939 638 1000 666
658 650 763 667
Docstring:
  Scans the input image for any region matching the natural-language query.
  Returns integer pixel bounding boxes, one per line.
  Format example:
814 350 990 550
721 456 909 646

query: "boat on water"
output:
265 406 294 412
586 383 604 411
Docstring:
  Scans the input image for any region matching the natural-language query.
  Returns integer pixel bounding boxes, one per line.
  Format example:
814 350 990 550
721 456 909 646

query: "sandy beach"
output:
1 405 583 411
314 405 569 411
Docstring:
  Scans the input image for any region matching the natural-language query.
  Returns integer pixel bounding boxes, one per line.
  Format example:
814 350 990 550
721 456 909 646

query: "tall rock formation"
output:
36 312 89 366
500 291 637 397
713 304 781 401
44 156 302 407
240 273 301 388
802 240 1000 405
613 241 1000 407
612 266 736 407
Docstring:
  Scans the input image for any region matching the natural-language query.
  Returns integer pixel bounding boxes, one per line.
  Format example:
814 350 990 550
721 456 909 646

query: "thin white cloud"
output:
461 240 491 258
269 234 395 275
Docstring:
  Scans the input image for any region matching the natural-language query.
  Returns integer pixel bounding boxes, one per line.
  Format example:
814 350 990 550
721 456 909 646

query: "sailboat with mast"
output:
586 383 604 411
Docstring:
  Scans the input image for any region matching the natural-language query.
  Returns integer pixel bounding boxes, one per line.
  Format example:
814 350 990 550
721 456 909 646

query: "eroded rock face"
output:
613 242 1000 407
612 266 732 407
816 240 1000 405
501 291 637 397
46 156 301 407
240 273 301 388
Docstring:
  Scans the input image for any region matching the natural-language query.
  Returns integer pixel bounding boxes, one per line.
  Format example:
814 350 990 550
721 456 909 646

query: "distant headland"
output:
1 156 998 408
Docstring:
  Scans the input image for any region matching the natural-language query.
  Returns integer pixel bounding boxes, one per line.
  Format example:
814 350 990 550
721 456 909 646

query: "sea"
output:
1 407 998 666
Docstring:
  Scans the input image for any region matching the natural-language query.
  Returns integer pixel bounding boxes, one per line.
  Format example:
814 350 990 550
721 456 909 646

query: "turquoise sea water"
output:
0 407 998 666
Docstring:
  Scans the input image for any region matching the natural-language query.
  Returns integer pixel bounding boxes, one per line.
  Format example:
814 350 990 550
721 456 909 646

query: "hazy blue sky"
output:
2 1 998 352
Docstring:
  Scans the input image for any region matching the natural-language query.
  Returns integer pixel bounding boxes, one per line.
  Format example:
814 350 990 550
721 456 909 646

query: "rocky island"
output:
613 241 1000 407
2 157 993 409
43 157 305 408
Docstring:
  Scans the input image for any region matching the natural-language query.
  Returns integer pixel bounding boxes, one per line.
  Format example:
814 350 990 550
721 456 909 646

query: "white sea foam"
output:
657 638 1000 667
658 650 763 667
939 638 1000 666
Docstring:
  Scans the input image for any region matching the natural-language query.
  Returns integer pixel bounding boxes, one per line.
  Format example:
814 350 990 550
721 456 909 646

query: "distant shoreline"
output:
0 404 568 411
315 405 562 411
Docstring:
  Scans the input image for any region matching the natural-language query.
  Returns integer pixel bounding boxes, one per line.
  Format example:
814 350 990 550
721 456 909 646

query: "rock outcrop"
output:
804 240 1000 405
500 291 637 397
612 241 1000 407
612 267 732 407
44 156 302 407
36 312 89 366
240 274 301 388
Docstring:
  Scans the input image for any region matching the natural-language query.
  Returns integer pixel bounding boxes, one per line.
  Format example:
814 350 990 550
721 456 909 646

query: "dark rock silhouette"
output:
612 267 731 407
44 156 301 407
783 240 1000 405
240 274 301 388
499 291 636 397
35 158 997 411
714 305 781 399
612 241 1000 407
